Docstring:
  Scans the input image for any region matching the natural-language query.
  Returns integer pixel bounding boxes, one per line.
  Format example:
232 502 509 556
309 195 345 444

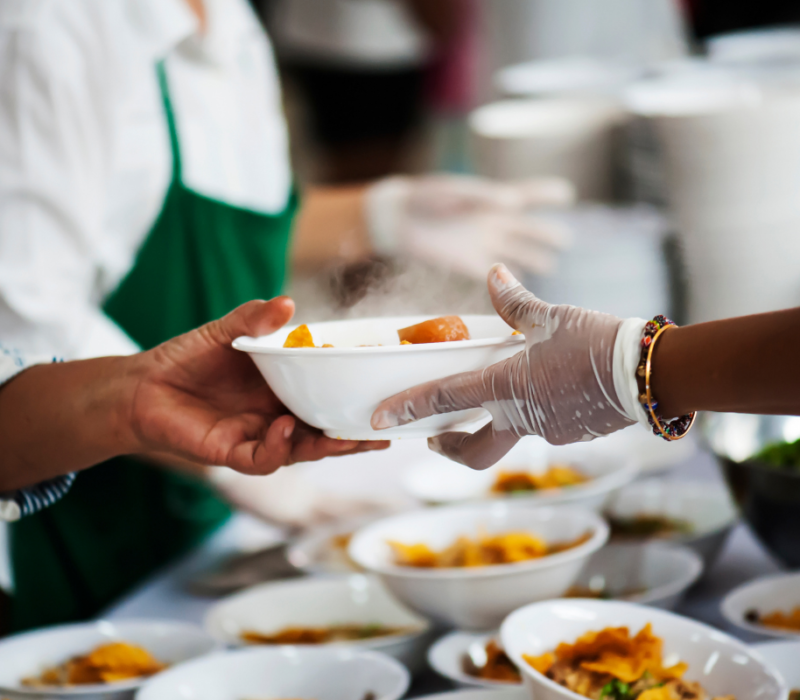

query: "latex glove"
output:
365 174 575 279
371 264 648 469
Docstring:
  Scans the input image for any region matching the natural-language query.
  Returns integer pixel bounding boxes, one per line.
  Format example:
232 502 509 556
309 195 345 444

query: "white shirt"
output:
0 0 292 360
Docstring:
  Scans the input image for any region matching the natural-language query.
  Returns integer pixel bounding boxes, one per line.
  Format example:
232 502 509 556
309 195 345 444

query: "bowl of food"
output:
0 620 217 700
707 413 800 567
136 646 409 700
500 599 786 700
567 542 703 610
722 572 800 639
287 517 372 575
428 632 522 688
348 503 609 630
233 314 524 441
403 438 638 512
604 479 738 567
752 640 800 700
204 574 431 670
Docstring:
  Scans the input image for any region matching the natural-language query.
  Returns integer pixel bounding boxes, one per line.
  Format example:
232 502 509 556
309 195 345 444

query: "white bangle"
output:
613 317 651 430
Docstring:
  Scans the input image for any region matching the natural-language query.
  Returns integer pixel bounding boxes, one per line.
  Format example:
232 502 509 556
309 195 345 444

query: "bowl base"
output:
323 419 487 441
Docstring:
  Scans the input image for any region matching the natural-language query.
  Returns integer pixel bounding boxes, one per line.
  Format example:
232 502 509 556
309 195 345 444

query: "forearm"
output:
652 308 800 418
291 184 373 271
0 357 138 491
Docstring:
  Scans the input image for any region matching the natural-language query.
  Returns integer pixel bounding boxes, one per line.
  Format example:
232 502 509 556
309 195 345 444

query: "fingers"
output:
487 263 553 332
206 297 296 347
371 367 491 430
428 422 522 470
228 414 295 474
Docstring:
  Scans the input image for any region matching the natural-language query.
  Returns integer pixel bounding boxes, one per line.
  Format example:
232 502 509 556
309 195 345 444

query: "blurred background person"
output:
0 0 570 631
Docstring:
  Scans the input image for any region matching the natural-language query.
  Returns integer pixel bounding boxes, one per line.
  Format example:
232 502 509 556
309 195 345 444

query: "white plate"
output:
204 574 431 670
428 632 520 689
752 640 800 692
0 620 217 700
402 439 637 512
723 572 800 639
349 503 608 630
501 599 786 700
234 314 524 440
136 646 410 700
605 478 738 566
287 516 374 575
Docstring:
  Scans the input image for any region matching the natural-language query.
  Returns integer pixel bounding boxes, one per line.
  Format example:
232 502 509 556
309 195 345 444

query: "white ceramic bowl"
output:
414 689 529 700
428 632 520 689
0 620 217 700
605 479 738 566
348 503 609 630
287 516 373 575
402 440 638 512
752 640 800 693
722 573 800 639
233 314 523 440
572 542 703 609
137 645 409 700
204 574 431 670
500 599 786 700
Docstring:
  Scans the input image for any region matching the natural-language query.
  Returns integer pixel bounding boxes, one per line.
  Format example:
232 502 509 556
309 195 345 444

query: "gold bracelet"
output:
639 319 696 441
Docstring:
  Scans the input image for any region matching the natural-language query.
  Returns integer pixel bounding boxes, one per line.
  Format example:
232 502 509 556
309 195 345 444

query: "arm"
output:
0 297 388 493
370 264 800 469
0 14 139 359
652 308 800 418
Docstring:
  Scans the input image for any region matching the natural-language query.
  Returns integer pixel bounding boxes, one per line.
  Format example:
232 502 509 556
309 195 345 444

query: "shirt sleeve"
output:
0 8 140 360
0 343 76 522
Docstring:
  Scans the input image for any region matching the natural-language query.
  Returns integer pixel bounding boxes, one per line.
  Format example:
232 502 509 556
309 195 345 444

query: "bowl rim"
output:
500 598 787 700
348 504 610 580
137 644 411 699
427 630 522 689
232 314 525 356
582 541 704 606
402 455 640 506
0 619 217 696
721 571 800 638
203 573 432 647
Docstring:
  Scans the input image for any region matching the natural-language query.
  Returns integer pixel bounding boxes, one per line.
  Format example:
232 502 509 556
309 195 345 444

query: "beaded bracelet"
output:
636 315 696 441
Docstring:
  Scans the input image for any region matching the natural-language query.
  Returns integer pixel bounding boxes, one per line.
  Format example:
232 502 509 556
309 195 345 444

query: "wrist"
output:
92 355 147 458
612 317 650 429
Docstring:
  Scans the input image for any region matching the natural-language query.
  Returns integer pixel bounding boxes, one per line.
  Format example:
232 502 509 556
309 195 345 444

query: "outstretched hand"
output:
127 297 389 474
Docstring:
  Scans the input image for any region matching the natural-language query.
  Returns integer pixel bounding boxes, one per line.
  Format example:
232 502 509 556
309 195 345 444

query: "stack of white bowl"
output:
624 71 800 323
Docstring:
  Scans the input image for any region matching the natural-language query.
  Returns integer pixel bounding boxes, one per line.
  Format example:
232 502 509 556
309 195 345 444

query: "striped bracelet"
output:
637 315 696 441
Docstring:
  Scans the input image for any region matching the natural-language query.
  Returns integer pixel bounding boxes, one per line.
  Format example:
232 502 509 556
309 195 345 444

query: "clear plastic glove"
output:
365 174 575 279
371 264 646 469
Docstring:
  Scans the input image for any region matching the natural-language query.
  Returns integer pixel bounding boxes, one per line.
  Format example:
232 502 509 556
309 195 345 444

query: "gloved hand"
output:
365 174 575 279
371 264 647 469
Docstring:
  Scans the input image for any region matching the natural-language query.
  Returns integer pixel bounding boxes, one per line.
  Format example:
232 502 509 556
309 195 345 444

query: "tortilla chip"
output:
283 324 315 348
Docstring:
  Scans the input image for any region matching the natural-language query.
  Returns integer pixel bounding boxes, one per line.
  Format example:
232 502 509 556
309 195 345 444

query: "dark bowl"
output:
707 414 800 569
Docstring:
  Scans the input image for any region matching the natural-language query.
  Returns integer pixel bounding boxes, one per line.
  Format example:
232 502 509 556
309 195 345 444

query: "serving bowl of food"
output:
500 599 786 700
604 479 738 567
0 620 217 700
136 646 410 700
348 503 609 630
233 314 524 440
722 572 800 639
752 640 800 700
707 413 800 567
204 574 431 670
403 438 638 512
428 632 522 688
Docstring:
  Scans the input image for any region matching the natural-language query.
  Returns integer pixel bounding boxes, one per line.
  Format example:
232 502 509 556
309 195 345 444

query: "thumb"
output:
206 297 295 347
487 263 552 332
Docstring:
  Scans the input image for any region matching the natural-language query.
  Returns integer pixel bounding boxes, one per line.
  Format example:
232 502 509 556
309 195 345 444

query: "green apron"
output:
9 62 298 632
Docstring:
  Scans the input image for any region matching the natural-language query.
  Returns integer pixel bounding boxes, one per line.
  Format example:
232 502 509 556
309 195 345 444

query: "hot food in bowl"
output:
233 314 524 440
348 503 608 630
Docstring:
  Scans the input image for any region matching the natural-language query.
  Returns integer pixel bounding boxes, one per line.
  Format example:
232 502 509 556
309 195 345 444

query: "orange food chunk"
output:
67 642 165 685
397 316 470 344
283 324 315 348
